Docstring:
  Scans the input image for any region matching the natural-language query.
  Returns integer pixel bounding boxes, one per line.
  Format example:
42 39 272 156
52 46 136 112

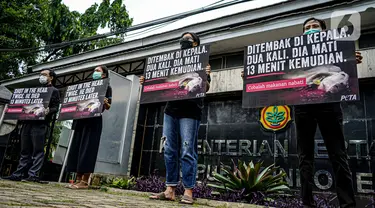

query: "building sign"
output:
260 105 292 132
158 136 374 194
58 79 109 121
242 28 360 108
140 45 210 104
4 87 53 120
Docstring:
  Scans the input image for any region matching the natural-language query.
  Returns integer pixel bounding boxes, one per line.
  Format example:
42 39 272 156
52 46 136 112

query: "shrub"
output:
109 177 136 190
134 175 165 193
209 160 290 199
131 173 337 207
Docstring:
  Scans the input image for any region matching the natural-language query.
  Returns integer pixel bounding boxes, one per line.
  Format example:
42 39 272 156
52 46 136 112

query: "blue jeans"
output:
163 113 200 189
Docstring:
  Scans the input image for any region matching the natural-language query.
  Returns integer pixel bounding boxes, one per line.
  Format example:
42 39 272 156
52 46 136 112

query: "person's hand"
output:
356 51 363 64
206 64 211 75
139 76 145 85
241 70 244 79
44 107 50 115
104 98 110 110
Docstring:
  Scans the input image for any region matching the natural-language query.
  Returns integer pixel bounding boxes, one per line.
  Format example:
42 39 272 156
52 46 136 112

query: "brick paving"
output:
0 180 262 208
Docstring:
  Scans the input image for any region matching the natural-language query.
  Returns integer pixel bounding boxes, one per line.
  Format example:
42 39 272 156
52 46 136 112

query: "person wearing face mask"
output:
140 32 211 205
2 69 60 182
296 18 363 208
241 18 362 208
65 65 112 189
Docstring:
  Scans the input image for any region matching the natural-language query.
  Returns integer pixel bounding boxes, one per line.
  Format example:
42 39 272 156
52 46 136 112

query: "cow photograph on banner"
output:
243 28 360 108
58 79 109 121
140 45 210 104
4 87 53 120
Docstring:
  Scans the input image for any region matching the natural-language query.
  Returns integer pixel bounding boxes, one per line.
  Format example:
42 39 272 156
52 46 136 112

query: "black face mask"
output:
180 40 193 49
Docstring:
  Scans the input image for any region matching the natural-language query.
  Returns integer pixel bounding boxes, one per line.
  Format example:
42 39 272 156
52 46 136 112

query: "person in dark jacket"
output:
370 141 375 191
241 17 363 208
2 68 60 182
66 65 112 189
140 32 211 205
296 18 362 208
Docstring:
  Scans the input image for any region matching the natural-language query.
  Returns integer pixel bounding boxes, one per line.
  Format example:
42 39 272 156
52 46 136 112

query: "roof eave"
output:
30 0 334 72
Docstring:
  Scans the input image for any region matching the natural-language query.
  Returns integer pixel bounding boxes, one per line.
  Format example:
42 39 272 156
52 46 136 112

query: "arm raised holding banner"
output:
356 51 363 64
205 64 211 92
47 88 61 116
103 85 112 111
104 98 111 110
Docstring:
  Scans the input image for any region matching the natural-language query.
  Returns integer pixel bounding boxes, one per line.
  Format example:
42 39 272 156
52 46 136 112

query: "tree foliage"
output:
0 0 42 80
0 0 133 80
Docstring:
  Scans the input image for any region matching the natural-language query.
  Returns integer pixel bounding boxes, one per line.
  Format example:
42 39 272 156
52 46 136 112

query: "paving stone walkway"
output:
0 180 262 208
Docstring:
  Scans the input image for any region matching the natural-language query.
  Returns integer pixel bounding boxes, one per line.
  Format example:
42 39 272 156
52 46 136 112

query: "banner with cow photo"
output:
140 45 210 104
4 87 53 120
242 28 360 108
58 79 109 121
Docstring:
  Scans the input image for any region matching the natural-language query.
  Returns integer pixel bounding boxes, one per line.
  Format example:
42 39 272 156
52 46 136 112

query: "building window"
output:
359 31 375 49
225 54 244 68
209 58 223 70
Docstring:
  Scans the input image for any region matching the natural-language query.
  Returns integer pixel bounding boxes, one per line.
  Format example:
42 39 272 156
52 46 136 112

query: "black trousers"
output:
295 103 355 208
67 116 103 173
13 123 48 178
371 157 375 191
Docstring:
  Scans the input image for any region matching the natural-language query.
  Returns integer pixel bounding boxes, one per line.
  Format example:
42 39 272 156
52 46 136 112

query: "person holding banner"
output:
140 32 211 204
296 18 363 208
241 18 363 208
66 65 112 189
2 69 60 182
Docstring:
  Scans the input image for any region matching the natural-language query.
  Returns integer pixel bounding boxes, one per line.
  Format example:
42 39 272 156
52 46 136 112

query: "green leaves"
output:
0 0 42 79
0 0 133 78
109 177 136 189
208 160 290 199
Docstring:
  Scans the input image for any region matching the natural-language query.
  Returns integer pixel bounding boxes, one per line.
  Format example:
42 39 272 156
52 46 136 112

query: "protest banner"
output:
4 87 53 120
243 28 359 108
58 79 109 121
140 45 210 104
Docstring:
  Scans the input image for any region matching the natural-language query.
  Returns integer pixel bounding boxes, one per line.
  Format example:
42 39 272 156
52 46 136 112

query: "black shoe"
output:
22 176 40 183
1 175 22 181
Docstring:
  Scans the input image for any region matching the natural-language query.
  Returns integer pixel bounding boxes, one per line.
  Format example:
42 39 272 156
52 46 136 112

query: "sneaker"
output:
1 175 22 181
22 176 40 183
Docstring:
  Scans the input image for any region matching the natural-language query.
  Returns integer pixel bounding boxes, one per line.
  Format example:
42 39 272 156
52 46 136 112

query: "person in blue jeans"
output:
140 32 211 204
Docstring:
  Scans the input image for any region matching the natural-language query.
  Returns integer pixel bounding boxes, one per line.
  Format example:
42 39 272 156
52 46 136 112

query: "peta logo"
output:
330 10 361 41
341 94 357 101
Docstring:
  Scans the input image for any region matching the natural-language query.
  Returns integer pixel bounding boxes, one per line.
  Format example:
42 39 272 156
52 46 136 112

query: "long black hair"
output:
98 65 109 78
181 32 200 46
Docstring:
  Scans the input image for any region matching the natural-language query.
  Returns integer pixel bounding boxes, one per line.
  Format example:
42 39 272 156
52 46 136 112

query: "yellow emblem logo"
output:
260 105 291 132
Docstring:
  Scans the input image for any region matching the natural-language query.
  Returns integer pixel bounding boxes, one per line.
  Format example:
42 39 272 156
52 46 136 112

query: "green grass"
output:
0 202 34 206
0 183 15 188
54 199 76 203
106 190 149 199
215 205 229 208
34 199 77 204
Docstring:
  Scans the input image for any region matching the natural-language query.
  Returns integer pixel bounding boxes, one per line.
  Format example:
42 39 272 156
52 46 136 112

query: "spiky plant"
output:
208 160 289 198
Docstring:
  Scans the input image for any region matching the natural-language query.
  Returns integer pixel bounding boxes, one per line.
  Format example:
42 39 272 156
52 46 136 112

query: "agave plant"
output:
110 177 136 189
208 160 289 197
